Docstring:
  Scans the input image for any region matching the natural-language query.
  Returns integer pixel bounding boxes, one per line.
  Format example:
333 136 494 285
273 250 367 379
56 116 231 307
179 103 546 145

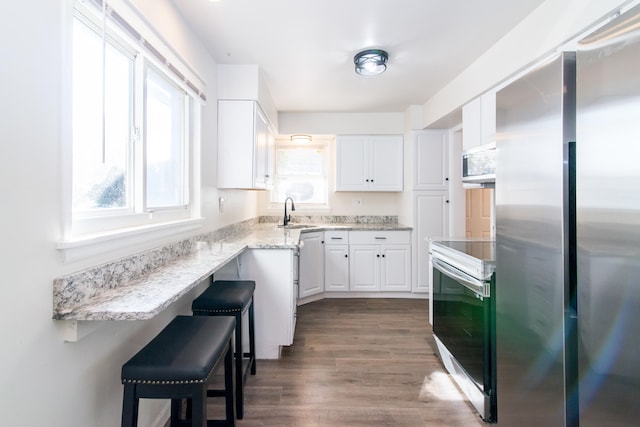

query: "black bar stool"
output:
192 280 256 419
121 315 235 427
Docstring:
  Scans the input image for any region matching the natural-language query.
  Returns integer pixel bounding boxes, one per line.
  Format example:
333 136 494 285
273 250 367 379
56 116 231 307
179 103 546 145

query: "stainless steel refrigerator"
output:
495 5 640 426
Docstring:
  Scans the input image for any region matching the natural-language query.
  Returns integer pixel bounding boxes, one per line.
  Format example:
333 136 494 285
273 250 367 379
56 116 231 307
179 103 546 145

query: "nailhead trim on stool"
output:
120 315 235 427
192 280 256 420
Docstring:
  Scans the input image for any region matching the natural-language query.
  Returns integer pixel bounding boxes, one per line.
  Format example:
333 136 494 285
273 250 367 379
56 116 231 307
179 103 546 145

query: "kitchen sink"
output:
276 224 318 230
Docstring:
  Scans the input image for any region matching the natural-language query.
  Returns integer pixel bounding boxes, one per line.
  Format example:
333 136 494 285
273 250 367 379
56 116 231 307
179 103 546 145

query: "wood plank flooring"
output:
208 298 485 426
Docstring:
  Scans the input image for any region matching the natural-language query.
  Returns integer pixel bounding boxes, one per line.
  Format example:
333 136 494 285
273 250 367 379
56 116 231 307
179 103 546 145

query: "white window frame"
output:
268 138 330 212
59 0 204 261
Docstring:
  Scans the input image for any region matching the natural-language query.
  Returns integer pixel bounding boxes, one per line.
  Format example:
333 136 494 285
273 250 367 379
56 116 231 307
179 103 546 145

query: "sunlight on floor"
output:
418 371 466 402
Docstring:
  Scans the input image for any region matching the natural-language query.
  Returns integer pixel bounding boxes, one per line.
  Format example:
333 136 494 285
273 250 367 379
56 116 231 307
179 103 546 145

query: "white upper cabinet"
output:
413 130 449 190
462 91 496 151
335 135 403 191
217 100 274 189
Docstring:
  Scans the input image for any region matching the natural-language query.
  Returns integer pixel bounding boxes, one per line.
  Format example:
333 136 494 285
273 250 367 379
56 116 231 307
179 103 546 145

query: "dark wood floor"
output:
202 298 485 426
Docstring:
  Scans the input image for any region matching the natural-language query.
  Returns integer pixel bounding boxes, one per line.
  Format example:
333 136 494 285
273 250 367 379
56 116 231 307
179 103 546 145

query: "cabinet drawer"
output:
324 230 349 244
349 230 410 245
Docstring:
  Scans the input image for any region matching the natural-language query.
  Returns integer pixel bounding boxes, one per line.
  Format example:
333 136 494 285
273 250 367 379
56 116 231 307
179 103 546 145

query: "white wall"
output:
420 0 634 128
0 1 255 426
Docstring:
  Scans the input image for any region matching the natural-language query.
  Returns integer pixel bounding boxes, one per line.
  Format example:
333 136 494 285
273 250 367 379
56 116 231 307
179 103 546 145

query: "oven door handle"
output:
432 258 490 297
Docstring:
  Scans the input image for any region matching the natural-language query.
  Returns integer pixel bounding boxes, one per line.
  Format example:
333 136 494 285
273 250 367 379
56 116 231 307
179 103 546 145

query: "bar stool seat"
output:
192 280 256 419
121 315 235 427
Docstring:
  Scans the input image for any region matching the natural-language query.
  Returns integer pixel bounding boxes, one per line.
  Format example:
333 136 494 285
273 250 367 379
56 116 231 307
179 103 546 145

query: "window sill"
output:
58 217 205 263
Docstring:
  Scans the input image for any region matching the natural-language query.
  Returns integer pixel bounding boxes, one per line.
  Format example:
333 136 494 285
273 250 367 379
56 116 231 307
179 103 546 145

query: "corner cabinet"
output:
335 135 403 191
217 100 274 189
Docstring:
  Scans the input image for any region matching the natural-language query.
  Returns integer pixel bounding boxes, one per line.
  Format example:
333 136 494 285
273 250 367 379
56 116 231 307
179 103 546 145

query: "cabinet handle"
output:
331 237 343 240
375 237 387 240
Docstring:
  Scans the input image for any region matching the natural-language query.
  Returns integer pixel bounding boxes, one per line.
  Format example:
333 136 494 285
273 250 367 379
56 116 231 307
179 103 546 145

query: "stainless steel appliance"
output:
462 142 496 186
431 239 496 422
495 5 640 425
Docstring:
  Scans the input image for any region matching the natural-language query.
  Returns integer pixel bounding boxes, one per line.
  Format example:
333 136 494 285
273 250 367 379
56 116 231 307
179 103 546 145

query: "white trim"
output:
58 217 204 262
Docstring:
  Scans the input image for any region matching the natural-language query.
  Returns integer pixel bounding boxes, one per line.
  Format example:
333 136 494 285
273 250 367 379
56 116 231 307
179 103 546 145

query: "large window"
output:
270 141 328 208
69 1 199 238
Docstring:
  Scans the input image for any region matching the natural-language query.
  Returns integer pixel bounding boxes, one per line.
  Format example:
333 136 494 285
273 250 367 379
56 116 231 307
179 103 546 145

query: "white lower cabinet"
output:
298 231 324 298
323 231 349 291
233 249 296 359
349 245 381 291
348 231 411 292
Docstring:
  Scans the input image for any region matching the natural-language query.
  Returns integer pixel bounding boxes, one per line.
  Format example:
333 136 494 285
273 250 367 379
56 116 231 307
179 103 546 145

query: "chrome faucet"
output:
283 197 296 226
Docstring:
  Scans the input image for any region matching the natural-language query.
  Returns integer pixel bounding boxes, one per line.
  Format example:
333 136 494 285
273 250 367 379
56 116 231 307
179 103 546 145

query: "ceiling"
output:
172 0 546 113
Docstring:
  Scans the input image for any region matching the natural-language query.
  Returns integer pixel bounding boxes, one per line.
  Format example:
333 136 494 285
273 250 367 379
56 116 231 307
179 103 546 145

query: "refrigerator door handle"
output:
432 258 489 297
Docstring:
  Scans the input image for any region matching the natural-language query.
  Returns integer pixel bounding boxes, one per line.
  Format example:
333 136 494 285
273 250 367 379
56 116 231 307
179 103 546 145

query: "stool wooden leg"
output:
121 384 138 427
225 338 235 426
249 300 256 375
192 384 207 427
234 311 244 419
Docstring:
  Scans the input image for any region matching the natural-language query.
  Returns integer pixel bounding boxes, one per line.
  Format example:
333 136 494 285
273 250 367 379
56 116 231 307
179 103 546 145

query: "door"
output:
370 136 403 190
465 188 492 238
349 245 380 291
324 244 349 291
495 52 574 426
415 192 449 294
577 8 640 425
298 232 324 298
380 245 410 291
335 136 367 190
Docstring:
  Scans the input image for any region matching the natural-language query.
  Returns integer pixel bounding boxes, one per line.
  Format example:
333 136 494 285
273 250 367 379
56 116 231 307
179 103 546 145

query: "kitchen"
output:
2 1 639 426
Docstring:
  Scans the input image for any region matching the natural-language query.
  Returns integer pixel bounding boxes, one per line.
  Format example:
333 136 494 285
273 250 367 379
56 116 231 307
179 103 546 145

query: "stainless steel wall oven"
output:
430 240 496 422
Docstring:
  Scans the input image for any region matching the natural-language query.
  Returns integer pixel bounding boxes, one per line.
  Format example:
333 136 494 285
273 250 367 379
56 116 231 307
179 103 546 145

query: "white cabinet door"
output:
371 136 403 191
349 245 380 291
335 135 403 191
324 244 349 291
462 92 496 151
335 136 368 191
414 130 449 190
298 232 324 298
380 245 411 291
217 100 274 190
414 192 449 295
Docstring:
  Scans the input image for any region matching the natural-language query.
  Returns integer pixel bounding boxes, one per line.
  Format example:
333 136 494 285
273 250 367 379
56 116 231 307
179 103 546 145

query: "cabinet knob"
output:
321 241 325 244
366 179 370 182
446 200 450 204
377 254 380 258
382 254 386 258
344 254 348 258
445 177 449 181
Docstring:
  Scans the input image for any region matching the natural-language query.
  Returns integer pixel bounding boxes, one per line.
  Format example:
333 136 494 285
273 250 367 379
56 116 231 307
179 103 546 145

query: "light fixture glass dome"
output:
354 49 388 76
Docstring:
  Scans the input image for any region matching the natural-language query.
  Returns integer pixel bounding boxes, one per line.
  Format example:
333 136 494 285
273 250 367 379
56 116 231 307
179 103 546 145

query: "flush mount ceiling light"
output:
354 49 389 76
290 134 312 143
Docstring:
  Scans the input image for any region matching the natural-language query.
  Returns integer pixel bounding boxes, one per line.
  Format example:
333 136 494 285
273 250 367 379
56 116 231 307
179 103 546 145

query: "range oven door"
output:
432 257 496 422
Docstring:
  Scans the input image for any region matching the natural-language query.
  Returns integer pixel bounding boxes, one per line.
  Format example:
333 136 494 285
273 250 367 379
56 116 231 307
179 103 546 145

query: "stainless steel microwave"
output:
462 142 496 185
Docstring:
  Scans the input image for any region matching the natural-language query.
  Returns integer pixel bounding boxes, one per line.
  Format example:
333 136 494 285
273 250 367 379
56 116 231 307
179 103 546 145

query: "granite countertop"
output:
53 220 411 321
